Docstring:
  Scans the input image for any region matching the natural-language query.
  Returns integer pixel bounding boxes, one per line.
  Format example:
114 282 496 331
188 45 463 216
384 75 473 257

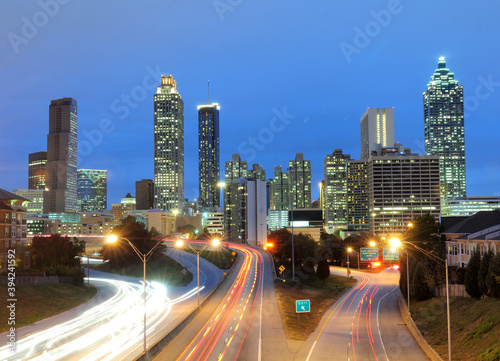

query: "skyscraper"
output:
289 153 311 208
77 169 107 211
250 164 266 181
44 98 78 213
136 179 154 210
272 166 289 211
360 108 395 160
424 57 466 200
28 151 47 190
224 154 248 184
347 160 369 232
154 75 184 211
324 149 350 232
198 103 220 211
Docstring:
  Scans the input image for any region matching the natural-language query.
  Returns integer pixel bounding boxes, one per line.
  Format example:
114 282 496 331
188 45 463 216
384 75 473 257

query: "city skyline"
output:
1 2 500 205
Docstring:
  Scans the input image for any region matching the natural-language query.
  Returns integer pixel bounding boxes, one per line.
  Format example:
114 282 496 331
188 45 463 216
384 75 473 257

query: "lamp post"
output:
290 204 295 281
107 235 164 352
389 237 452 361
347 247 352 277
176 238 220 307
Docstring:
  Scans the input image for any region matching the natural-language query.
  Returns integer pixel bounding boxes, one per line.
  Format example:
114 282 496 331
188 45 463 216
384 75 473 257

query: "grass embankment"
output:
93 254 193 286
274 274 357 340
0 284 96 334
412 297 500 361
187 247 237 270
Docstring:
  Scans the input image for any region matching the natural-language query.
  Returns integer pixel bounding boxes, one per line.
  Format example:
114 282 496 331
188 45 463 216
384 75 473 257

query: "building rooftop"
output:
442 211 500 235
0 188 30 202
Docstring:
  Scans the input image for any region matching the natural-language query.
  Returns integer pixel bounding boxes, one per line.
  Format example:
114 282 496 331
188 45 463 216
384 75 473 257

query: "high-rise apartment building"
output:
346 160 369 232
368 152 441 236
154 75 184 211
225 154 248 184
289 153 311 208
324 149 351 232
424 57 466 200
44 98 78 213
77 169 107 211
250 164 266 181
360 108 395 160
272 166 289 211
28 151 47 190
198 103 220 211
136 179 154 210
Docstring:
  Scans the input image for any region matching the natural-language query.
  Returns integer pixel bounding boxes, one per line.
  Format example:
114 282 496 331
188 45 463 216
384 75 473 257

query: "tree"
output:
465 251 482 298
316 259 330 284
478 249 494 297
411 261 432 301
101 216 164 269
486 252 500 298
196 227 212 241
267 228 317 274
177 224 197 237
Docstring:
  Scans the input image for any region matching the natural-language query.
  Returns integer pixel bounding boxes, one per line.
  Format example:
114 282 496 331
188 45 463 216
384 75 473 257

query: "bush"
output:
411 262 432 301
465 251 483 298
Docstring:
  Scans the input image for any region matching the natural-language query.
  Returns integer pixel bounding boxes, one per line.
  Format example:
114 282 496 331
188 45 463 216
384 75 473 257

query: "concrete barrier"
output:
135 250 242 361
398 294 444 361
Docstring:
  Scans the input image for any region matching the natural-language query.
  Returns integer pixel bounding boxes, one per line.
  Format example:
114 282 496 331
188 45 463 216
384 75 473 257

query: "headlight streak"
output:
0 277 205 361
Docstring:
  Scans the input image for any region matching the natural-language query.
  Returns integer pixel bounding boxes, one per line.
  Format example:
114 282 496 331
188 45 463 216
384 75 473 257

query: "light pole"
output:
347 247 352 277
290 204 295 281
390 237 452 361
176 238 220 307
217 182 225 211
107 235 164 353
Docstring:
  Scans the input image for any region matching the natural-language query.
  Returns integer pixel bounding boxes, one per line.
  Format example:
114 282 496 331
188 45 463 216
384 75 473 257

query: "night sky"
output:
1 1 499 206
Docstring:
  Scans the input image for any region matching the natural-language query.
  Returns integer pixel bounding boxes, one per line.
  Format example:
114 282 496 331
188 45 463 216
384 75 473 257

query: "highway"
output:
296 267 429 361
0 247 223 361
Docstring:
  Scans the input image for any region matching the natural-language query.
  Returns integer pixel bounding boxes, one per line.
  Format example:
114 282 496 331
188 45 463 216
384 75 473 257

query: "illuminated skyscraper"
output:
77 169 107 211
324 149 350 232
28 151 47 190
44 98 78 213
272 166 289 211
424 57 466 199
289 153 311 208
154 75 184 211
198 103 220 211
360 108 395 160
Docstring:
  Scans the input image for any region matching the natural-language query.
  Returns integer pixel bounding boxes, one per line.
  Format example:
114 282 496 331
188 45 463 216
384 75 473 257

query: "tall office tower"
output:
77 169 107 211
368 151 441 236
324 149 351 233
198 103 220 211
136 179 154 210
28 151 47 190
154 75 184 211
347 160 369 232
360 108 395 160
44 98 78 213
288 153 311 208
224 154 248 184
250 164 266 181
272 166 289 210
424 57 466 200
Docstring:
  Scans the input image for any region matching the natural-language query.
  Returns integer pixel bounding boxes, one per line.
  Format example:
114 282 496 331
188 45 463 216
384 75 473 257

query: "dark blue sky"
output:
1 1 499 205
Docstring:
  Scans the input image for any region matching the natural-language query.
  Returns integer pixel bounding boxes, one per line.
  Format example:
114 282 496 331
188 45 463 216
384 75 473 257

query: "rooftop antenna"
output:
208 80 210 104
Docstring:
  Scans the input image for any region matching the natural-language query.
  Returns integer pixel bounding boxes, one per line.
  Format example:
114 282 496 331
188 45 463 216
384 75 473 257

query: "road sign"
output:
360 248 379 261
279 265 285 272
383 248 399 261
232 251 236 256
296 299 310 313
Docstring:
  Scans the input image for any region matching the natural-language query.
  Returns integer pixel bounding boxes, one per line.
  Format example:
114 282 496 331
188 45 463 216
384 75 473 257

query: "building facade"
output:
154 75 184 211
289 153 311 209
44 97 78 213
198 103 220 211
77 169 107 211
424 57 466 200
272 166 289 211
441 196 500 216
135 179 154 210
324 149 351 232
360 107 395 160
13 189 44 215
368 153 441 236
347 160 369 232
28 151 47 190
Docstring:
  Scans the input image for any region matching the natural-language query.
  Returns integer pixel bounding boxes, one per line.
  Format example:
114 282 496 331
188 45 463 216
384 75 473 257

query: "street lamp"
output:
347 247 353 277
390 237 452 361
176 238 221 307
107 235 164 352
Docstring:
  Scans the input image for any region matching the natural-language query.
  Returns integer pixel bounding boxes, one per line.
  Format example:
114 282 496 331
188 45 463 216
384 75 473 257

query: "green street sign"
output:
360 248 379 261
383 248 399 261
296 299 310 313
